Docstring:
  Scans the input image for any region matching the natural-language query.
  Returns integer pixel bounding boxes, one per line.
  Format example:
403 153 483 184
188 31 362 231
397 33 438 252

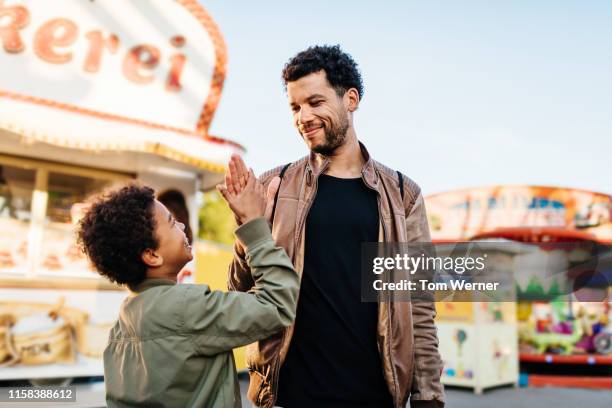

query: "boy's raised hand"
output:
218 166 281 225
225 154 249 195
218 169 263 225
217 154 280 224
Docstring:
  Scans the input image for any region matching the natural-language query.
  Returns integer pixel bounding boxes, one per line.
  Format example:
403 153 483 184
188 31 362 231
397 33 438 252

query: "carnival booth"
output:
426 185 612 390
433 245 520 394
0 0 243 382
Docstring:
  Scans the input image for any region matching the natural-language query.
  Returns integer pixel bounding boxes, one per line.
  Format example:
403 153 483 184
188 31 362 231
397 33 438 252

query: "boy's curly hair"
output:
282 44 364 99
77 183 159 287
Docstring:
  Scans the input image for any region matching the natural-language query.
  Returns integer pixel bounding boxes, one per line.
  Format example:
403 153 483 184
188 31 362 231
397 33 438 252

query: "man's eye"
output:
291 106 299 113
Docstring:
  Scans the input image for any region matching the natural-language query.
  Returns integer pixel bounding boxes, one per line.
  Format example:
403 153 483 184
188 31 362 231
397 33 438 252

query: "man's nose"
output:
297 106 314 125
178 222 185 231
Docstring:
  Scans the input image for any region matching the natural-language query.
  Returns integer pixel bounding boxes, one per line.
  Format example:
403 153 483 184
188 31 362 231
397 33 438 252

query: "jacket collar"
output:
129 278 175 293
307 140 378 188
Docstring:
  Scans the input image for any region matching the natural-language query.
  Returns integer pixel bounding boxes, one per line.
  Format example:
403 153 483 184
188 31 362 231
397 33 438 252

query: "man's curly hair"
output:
77 183 159 288
282 44 364 100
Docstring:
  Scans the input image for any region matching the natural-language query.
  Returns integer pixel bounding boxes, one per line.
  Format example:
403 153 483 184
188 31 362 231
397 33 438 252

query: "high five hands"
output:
217 154 281 225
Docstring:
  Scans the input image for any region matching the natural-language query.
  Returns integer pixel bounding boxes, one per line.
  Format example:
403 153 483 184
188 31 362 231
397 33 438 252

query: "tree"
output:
198 191 236 245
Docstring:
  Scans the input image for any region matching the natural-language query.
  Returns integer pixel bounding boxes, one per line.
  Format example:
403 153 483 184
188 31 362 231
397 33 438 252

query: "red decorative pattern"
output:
520 353 612 365
177 0 228 134
528 374 612 388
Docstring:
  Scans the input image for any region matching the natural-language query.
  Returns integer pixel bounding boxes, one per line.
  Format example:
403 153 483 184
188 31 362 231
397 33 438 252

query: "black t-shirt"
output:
276 174 393 408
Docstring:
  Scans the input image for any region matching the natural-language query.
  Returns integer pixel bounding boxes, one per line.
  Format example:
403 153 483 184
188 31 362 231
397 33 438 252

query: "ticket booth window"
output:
0 164 36 274
0 155 130 282
39 171 126 278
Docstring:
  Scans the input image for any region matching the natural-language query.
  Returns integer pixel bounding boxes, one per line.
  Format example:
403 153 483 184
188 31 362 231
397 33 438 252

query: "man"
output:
227 45 444 408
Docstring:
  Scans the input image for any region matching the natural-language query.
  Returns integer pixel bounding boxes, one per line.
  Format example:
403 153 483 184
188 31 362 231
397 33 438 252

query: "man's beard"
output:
309 114 349 156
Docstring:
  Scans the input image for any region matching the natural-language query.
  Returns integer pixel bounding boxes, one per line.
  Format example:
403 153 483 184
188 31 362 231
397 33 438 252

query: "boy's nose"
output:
178 222 185 231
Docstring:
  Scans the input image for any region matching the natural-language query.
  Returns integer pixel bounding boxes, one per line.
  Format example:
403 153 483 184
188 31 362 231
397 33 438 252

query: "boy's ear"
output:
141 248 163 267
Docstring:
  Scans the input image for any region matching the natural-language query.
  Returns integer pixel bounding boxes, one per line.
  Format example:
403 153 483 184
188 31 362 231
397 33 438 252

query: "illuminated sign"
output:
0 0 226 133
426 186 612 242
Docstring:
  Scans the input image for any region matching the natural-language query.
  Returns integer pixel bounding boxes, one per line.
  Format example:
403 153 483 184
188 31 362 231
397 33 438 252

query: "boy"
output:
77 169 297 407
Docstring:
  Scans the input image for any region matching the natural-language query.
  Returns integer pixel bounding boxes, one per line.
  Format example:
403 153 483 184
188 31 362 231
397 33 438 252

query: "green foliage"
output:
547 281 563 298
525 276 545 296
517 277 567 302
198 191 236 245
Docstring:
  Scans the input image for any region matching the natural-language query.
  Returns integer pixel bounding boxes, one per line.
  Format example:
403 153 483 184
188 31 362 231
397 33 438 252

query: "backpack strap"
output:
279 163 291 179
397 170 404 201
270 163 291 225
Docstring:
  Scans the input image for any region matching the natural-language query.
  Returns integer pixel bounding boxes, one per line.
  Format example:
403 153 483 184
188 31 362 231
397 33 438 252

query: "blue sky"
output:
203 1 611 195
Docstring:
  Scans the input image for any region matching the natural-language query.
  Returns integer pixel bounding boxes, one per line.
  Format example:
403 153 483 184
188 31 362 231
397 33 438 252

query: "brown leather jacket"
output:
228 143 445 408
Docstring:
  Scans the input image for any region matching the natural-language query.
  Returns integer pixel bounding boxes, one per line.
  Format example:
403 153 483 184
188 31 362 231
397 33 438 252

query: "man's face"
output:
287 70 350 155
151 200 193 274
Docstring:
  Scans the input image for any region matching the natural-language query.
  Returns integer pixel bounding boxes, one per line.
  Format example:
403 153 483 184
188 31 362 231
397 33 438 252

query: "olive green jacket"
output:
104 218 298 408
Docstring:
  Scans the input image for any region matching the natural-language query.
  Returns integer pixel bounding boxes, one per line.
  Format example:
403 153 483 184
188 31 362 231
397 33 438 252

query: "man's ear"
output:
141 248 163 267
345 88 360 112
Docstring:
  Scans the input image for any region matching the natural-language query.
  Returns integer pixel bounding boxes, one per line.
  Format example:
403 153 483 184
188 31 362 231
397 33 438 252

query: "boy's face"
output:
151 200 193 275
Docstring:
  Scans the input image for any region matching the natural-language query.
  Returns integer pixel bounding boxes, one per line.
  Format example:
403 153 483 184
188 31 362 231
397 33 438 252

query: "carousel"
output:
426 185 612 391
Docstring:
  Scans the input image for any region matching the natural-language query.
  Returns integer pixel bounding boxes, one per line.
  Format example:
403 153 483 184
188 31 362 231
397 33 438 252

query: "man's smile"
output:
300 124 324 138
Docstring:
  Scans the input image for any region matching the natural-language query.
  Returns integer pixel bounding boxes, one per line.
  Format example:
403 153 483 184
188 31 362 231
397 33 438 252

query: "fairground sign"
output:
0 0 226 134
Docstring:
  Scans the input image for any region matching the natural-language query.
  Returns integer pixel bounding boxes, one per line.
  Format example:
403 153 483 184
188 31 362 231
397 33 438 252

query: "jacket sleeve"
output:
184 218 299 356
404 188 446 408
228 240 254 292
